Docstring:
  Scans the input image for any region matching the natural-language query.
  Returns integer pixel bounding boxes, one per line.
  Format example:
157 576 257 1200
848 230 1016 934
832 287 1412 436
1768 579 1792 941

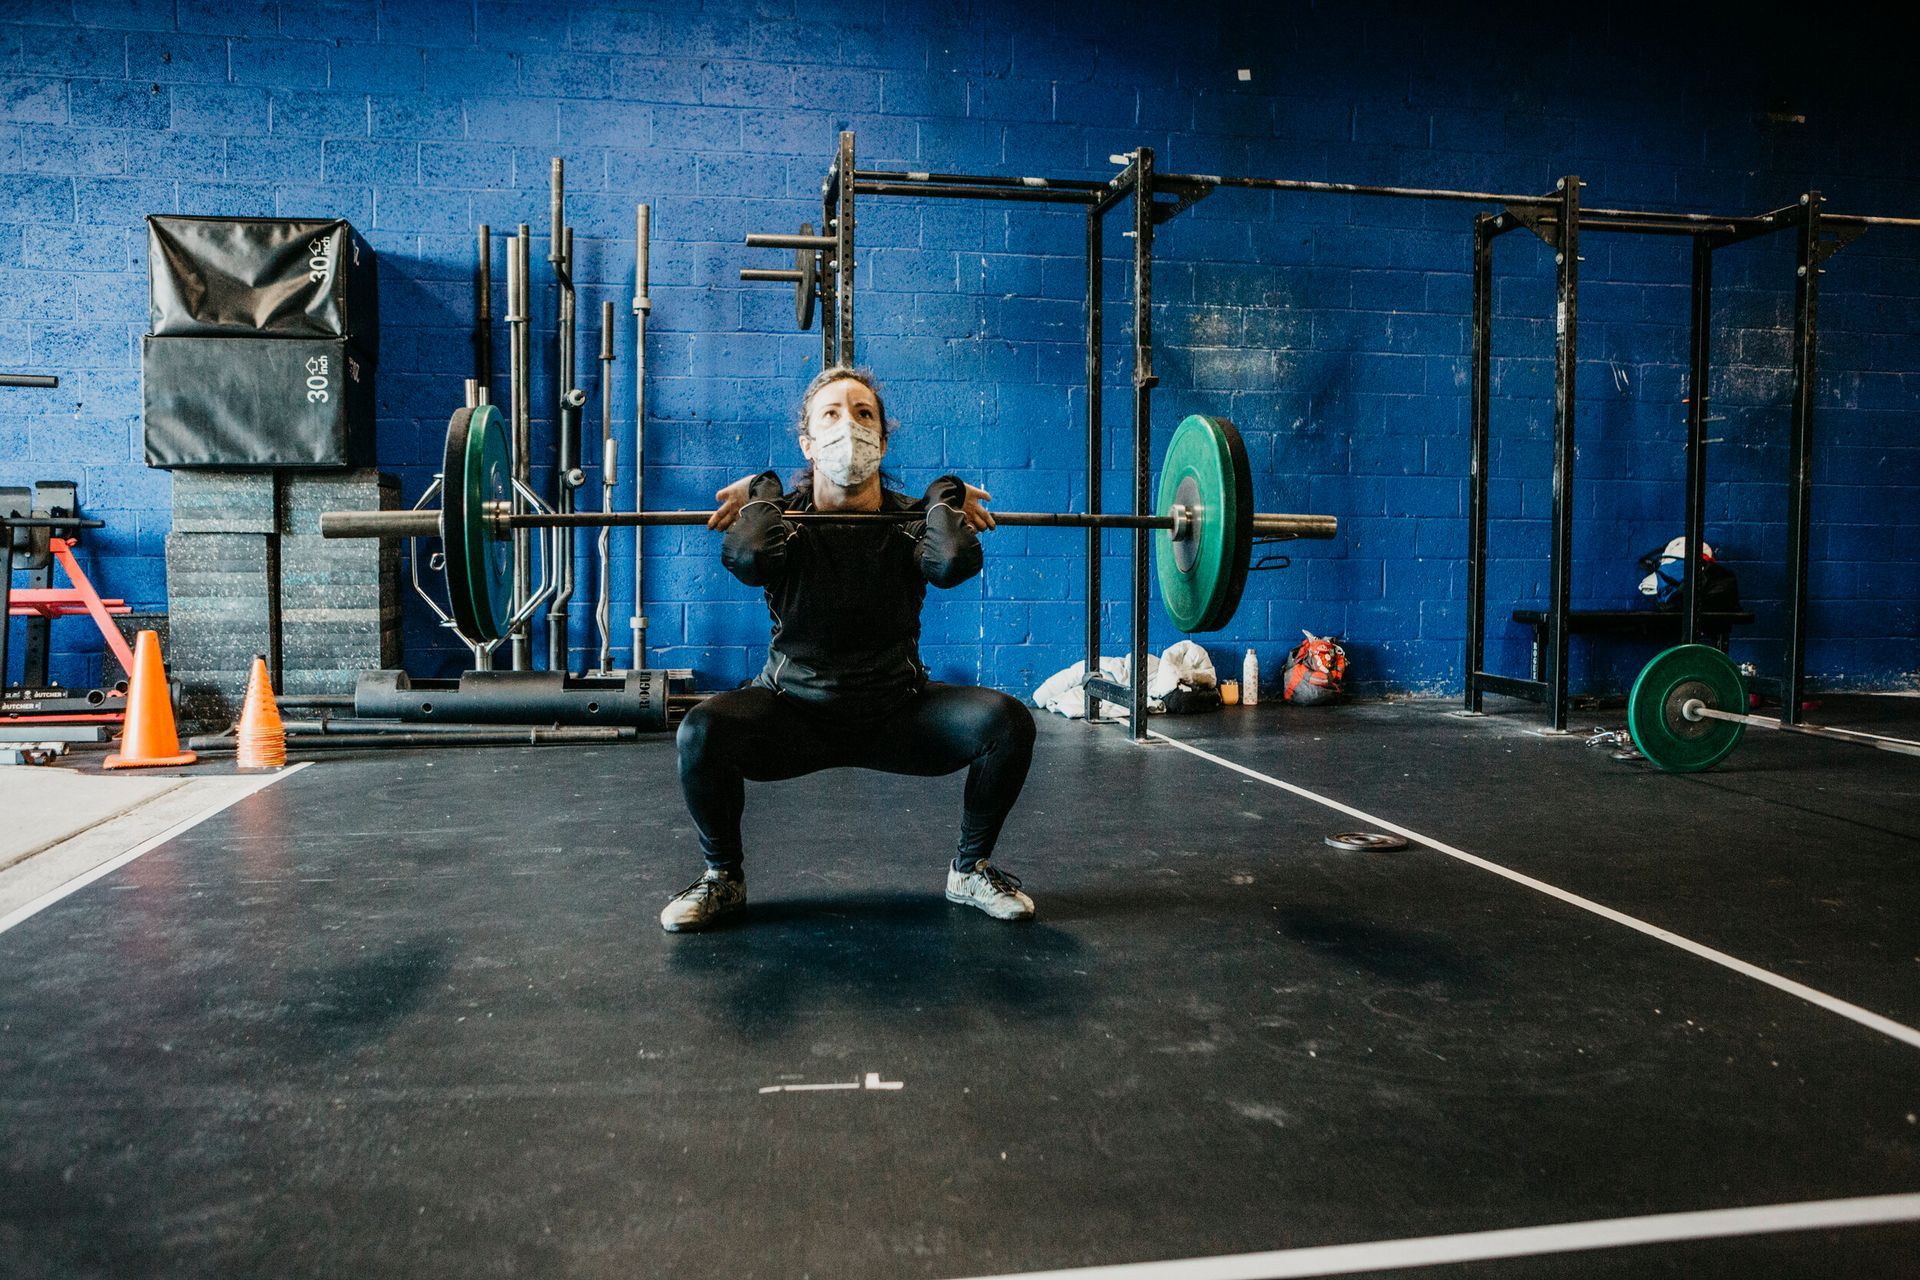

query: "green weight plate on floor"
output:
1154 414 1253 632
441 403 513 646
1627 643 1746 773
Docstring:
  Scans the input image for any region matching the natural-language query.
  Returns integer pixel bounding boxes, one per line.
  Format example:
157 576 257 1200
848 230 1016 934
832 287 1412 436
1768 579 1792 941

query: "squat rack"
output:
744 132 1919 740
1463 189 1916 729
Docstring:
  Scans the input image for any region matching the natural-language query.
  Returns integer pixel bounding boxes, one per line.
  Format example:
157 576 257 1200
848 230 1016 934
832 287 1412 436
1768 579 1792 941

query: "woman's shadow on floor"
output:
661 889 1090 1036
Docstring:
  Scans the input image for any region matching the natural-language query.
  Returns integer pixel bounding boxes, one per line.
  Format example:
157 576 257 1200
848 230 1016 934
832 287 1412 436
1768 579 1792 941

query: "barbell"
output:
1627 643 1920 773
319 407 1338 647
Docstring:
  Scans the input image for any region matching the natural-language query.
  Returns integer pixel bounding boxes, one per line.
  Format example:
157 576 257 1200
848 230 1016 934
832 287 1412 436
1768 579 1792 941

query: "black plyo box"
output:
147 215 379 354
143 335 375 470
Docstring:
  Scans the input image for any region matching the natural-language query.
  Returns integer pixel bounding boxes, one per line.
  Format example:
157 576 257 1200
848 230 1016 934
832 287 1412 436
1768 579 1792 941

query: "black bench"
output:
1510 609 1756 682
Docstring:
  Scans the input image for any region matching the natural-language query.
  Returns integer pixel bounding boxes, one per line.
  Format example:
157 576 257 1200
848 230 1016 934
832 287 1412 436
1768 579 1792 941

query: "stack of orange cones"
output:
104 630 197 770
235 655 287 770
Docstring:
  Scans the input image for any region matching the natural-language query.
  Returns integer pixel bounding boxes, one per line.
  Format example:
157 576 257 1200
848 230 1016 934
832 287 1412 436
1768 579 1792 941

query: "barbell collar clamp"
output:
1169 503 1194 542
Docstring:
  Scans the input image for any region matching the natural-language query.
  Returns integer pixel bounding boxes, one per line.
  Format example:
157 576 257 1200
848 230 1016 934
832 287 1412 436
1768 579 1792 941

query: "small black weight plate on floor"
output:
441 402 513 646
1325 832 1410 851
1627 643 1746 773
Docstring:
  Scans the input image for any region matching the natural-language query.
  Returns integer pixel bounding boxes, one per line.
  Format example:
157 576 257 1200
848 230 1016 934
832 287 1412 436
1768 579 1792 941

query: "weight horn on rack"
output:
321 409 1338 647
740 224 828 332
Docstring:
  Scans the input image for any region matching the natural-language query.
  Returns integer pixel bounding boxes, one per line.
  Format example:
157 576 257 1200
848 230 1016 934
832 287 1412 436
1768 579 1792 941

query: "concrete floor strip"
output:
0 772 187 871
0 763 310 935
1151 731 1920 1053
949 1191 1920 1280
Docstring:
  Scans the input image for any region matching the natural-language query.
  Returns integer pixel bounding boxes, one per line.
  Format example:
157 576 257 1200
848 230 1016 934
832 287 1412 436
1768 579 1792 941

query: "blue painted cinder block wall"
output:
5 1 1917 699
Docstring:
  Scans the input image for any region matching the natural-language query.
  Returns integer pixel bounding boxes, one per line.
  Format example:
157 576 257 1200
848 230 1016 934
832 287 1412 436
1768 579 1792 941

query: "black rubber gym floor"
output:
3 698 1918 1278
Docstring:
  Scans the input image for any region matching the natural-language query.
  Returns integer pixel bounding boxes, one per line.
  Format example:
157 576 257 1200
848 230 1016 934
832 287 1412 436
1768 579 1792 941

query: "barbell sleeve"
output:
323 510 441 539
1252 513 1339 539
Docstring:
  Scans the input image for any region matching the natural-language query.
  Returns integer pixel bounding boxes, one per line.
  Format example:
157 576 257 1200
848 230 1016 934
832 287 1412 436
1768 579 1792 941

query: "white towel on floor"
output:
1032 642 1218 718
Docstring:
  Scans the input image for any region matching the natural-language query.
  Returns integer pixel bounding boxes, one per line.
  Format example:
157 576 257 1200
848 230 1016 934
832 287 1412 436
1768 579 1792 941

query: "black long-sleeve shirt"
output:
721 472 983 719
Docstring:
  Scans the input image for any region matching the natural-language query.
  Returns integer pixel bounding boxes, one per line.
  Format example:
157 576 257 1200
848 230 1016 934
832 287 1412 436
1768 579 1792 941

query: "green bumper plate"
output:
1627 643 1746 773
442 403 513 646
1154 414 1253 633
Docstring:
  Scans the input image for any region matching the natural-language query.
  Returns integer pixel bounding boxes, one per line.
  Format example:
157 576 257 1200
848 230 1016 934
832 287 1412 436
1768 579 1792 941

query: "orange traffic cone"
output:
235 655 287 770
104 630 197 770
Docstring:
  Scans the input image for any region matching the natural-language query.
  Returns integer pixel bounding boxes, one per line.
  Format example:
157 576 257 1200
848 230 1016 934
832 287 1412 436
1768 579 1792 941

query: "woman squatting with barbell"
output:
661 366 1040 931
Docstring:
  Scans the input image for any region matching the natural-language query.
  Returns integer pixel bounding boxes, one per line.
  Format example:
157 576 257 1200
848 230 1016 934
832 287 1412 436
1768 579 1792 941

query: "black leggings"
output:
675 683 1037 877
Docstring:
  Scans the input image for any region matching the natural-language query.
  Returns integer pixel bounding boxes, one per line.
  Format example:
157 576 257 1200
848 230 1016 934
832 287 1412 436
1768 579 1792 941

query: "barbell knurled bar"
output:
1682 701 1920 758
319 508 1336 539
318 406 1338 647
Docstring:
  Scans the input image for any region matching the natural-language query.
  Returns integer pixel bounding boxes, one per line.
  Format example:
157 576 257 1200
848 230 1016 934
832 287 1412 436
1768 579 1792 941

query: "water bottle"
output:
1242 648 1259 707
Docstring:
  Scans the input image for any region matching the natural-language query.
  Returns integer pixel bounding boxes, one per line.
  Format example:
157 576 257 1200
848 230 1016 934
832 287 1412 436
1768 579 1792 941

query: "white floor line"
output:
948 1191 1920 1280
0 763 310 936
1149 731 1920 1052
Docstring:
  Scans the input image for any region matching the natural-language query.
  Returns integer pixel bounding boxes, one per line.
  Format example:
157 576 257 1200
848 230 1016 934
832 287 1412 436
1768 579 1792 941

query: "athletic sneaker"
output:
660 870 745 932
945 860 1035 921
